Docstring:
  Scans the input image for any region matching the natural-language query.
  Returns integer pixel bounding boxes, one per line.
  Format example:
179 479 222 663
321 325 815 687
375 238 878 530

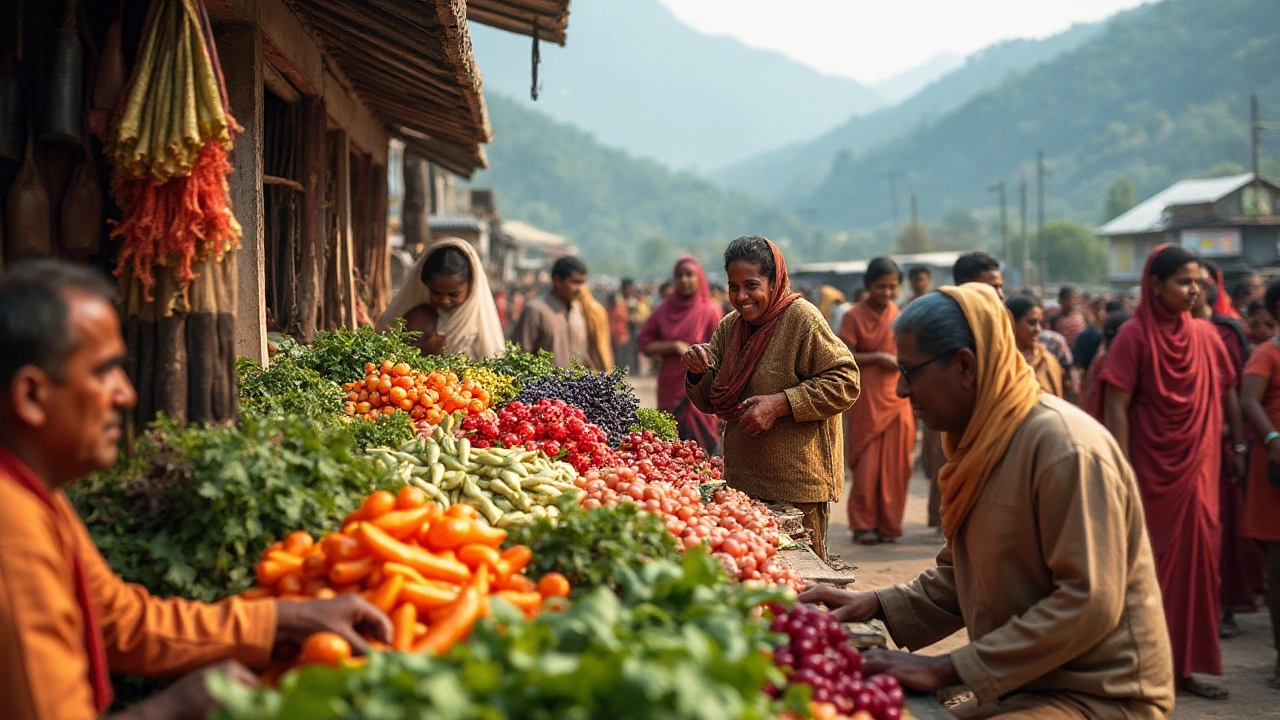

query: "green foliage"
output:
897 222 933 253
473 342 557 392
68 415 398 602
475 92 815 277
1032 220 1110 284
348 412 419 451
505 503 683 597
280 322 466 385
1104 177 1137 221
632 408 679 441
236 356 345 424
211 549 793 720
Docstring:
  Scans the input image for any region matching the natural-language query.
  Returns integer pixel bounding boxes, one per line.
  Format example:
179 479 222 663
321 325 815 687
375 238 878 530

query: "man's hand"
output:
737 393 790 437
796 584 881 623
682 343 717 375
275 595 393 654
861 650 959 693
113 660 257 720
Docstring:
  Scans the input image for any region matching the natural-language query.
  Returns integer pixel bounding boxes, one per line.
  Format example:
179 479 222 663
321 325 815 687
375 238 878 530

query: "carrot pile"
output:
246 486 569 663
342 362 493 423
107 0 241 300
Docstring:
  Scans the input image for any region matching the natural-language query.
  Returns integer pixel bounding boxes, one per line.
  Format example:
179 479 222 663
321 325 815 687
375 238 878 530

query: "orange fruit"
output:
299 632 352 666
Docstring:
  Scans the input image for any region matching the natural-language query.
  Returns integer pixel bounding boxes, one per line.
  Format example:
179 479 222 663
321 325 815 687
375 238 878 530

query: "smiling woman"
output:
681 236 859 559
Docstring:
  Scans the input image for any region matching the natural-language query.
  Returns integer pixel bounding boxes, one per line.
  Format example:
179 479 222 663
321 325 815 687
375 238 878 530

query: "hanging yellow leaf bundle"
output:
108 0 241 300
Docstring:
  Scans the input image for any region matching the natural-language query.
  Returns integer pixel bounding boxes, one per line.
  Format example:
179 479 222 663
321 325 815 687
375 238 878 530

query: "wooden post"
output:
331 129 357 327
296 94 325 343
219 22 268 364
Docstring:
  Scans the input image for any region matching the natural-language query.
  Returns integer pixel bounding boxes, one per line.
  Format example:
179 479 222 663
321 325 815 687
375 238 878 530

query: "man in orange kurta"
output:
0 261 392 720
840 259 916 542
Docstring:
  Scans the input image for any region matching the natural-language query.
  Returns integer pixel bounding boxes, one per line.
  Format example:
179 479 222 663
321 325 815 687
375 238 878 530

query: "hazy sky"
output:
655 0 1154 85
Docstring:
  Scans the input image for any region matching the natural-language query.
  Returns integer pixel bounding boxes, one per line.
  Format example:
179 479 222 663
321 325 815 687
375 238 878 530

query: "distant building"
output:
1096 173 1280 290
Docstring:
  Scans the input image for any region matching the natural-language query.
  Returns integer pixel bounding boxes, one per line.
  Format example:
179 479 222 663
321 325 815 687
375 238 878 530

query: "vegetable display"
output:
512 367 640 445
367 416 582 528
631 407 679 441
460 398 619 473
769 604 905 720
342 362 490 424
247 486 567 663
617 430 723 487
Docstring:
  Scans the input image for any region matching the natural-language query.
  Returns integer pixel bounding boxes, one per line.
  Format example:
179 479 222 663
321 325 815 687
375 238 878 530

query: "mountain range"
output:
468 0 884 173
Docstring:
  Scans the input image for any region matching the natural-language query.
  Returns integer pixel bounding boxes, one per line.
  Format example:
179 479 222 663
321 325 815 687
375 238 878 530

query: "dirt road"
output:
630 375 1277 718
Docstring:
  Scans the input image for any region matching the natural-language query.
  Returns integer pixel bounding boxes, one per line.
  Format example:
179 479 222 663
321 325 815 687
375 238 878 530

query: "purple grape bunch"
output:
512 367 640 446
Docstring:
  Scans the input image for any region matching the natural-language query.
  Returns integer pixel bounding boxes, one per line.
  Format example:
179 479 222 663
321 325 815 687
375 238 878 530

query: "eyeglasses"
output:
897 351 954 386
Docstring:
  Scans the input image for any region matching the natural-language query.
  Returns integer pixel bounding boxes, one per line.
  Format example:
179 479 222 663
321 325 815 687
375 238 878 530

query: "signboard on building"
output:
1181 228 1241 257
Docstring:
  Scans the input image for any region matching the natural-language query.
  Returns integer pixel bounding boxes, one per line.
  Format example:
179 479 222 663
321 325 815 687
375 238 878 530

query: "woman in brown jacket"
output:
683 236 860 559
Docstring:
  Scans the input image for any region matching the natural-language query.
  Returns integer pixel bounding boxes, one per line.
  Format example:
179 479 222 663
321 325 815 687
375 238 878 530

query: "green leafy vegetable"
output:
473 342 557 393
631 407 679 441
505 502 682 597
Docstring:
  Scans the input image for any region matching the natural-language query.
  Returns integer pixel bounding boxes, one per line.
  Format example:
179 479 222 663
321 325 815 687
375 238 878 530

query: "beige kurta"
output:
686 300 860 504
510 294 592 369
876 396 1174 719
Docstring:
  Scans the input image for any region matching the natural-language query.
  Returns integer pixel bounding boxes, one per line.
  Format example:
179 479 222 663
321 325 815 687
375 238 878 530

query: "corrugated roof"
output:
467 0 571 46
428 214 487 231
501 219 570 247
290 0 491 176
794 251 966 275
1095 173 1257 236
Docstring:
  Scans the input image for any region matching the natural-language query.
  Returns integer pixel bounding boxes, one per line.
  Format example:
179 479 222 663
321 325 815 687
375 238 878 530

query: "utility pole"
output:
1036 151 1048 295
886 173 900 237
910 192 918 231
988 182 1008 270
1019 175 1029 288
1252 94 1261 181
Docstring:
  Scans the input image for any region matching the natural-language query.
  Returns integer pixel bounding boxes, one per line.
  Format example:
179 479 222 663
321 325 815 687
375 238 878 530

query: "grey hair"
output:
894 292 975 361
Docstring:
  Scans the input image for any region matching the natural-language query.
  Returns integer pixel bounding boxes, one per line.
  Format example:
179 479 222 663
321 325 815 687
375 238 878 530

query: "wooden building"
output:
1096 173 1280 290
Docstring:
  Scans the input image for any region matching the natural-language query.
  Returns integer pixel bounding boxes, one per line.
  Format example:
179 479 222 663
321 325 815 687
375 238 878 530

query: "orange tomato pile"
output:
246 485 570 661
341 361 492 424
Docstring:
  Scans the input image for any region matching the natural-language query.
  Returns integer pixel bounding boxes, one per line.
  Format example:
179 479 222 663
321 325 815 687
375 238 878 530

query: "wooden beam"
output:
259 0 324 95
296 95 326 344
323 67 388 165
263 62 302 104
332 130 358 327
218 22 268 365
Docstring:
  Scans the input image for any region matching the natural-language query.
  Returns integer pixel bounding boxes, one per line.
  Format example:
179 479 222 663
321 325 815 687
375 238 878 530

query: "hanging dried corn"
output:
107 0 240 301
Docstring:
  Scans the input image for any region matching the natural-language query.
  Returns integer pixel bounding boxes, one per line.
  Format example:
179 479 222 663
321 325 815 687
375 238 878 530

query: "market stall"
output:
72 327 929 719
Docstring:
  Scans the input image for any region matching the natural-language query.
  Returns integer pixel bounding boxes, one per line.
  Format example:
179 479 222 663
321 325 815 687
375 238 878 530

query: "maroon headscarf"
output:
1210 264 1241 320
1113 244 1221 478
647 256 718 339
709 239 801 418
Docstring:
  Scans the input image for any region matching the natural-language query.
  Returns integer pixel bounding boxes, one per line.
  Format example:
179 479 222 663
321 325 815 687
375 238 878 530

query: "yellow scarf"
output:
937 284 1041 539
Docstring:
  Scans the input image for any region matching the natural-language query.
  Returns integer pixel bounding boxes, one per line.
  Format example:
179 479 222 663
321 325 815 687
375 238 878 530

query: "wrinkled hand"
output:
862 649 958 693
796 584 881 623
682 343 717 375
118 660 256 720
275 595 393 654
737 393 790 437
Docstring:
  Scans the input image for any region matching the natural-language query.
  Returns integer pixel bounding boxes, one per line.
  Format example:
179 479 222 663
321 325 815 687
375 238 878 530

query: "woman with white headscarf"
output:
376 237 505 360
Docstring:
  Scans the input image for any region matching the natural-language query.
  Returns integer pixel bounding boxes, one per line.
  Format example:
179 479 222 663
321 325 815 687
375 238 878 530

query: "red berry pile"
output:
617 431 723 487
460 399 618 473
575 466 802 590
768 604 904 720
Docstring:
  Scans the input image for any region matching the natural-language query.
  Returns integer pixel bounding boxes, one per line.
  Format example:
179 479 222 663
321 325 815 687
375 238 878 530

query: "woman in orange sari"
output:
841 258 915 544
1006 294 1065 398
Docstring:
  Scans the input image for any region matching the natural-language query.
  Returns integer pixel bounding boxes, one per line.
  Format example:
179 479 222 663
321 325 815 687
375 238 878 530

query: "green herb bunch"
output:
237 356 345 425
279 321 467 385
211 549 797 720
69 415 399 602
505 502 683 597
473 342 557 393
631 407 679 441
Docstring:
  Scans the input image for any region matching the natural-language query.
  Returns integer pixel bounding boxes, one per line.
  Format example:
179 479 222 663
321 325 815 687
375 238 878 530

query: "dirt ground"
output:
629 376 1278 719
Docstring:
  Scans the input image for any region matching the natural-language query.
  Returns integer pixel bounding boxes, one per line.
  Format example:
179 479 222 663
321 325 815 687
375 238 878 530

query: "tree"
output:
1032 220 1109 284
897 223 933 254
1103 178 1136 221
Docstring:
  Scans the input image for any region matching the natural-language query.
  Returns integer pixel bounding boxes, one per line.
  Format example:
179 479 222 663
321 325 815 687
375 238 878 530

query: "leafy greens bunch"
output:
211 549 798 720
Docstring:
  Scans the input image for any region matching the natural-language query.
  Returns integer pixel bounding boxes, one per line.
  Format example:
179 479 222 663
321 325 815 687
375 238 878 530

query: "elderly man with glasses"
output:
801 284 1174 719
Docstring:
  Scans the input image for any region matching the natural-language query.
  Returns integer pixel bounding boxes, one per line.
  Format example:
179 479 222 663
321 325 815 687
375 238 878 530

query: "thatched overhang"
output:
467 0 570 46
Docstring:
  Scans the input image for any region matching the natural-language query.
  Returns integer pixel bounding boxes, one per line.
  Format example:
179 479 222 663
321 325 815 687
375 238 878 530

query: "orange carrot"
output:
328 556 378 586
371 505 434 540
371 573 405 614
414 566 489 654
382 562 431 586
356 522 470 585
392 603 417 651
456 544 501 572
498 546 533 574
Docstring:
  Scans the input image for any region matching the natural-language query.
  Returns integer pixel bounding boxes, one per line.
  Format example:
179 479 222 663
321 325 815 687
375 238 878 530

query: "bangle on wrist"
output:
1233 443 1249 454
1266 431 1280 447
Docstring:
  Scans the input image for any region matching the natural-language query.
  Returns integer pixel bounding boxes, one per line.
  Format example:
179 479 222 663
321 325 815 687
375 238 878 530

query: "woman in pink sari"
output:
638 256 724 452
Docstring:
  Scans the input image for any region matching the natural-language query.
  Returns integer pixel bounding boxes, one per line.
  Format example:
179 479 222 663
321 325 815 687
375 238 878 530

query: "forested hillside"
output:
794 0 1280 229
472 93 813 278
468 0 884 173
713 21 1103 201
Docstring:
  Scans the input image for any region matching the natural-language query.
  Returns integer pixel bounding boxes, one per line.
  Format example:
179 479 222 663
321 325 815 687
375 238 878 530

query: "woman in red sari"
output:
1101 244 1247 700
840 257 915 544
637 256 724 452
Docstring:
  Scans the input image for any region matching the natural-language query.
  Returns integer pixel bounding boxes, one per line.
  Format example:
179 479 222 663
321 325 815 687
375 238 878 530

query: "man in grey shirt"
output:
511 256 592 368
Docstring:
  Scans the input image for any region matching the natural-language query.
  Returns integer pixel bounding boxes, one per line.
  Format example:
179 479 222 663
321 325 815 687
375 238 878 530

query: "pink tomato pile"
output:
616 431 723 487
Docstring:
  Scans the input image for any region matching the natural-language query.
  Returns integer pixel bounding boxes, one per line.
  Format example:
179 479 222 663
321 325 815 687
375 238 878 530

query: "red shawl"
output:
710 240 801 418
1211 265 1241 320
637 256 723 410
0 445 113 713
